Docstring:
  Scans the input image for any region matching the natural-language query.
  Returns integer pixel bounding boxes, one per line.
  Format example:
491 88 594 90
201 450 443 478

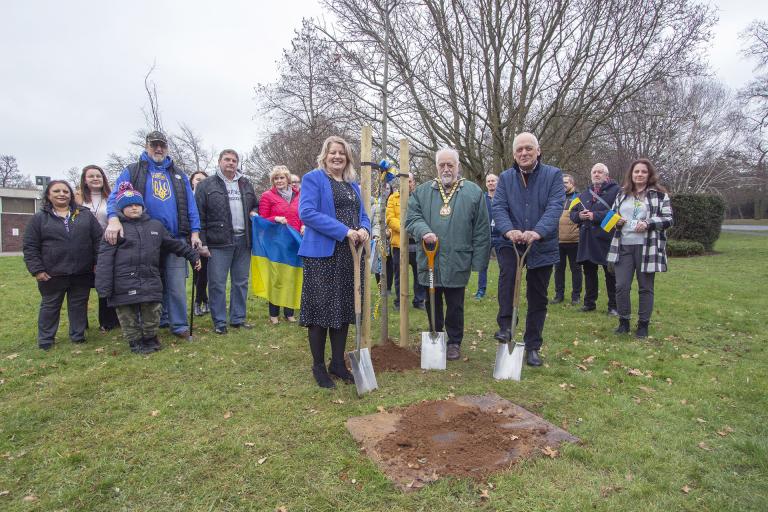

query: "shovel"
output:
347 238 378 396
493 242 532 380
421 239 447 370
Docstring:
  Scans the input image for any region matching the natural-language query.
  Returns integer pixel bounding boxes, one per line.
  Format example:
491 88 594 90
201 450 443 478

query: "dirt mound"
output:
369 341 420 372
346 394 579 490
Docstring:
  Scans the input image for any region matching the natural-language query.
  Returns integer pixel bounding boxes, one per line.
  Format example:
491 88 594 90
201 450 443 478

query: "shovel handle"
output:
422 238 439 270
512 243 533 309
348 238 364 316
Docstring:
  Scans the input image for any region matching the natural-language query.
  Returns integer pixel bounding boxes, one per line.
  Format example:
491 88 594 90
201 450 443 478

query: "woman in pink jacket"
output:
259 165 304 324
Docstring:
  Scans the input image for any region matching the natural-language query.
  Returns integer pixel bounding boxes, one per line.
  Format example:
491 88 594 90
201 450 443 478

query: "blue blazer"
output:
298 169 371 258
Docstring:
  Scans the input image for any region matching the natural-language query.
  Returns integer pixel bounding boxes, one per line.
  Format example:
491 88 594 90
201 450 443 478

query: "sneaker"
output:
214 326 228 335
580 305 596 312
201 302 210 314
607 308 619 316
230 323 253 329
571 299 581 306
474 289 486 300
194 303 205 316
447 343 461 360
549 296 564 304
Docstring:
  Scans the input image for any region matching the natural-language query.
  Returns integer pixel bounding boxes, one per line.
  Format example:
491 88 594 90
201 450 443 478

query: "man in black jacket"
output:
194 150 259 334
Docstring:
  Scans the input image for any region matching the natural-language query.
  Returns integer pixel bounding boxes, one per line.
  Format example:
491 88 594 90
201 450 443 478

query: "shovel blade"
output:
493 342 525 380
347 348 378 396
420 332 447 370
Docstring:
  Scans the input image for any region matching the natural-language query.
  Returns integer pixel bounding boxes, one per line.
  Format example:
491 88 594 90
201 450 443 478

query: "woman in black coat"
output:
23 180 103 350
570 163 620 315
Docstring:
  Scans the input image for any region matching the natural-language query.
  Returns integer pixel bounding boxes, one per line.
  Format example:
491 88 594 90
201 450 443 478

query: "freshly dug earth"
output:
369 341 421 372
346 394 579 490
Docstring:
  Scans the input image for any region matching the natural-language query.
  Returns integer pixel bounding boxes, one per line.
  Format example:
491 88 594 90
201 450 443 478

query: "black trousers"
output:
425 286 465 345
392 247 426 306
37 275 91 346
554 243 582 300
496 246 552 351
194 256 209 304
582 261 617 310
98 296 119 330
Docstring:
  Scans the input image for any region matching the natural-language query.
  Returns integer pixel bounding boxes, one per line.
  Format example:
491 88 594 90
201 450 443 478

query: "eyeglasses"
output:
149 141 168 149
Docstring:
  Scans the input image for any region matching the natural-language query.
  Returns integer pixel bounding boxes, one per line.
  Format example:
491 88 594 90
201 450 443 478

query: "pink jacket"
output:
259 186 303 232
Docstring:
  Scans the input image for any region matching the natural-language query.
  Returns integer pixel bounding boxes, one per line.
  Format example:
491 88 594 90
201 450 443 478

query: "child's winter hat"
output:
116 182 145 211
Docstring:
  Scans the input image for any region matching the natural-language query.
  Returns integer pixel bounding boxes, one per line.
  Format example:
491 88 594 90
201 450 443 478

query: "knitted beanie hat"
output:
116 182 145 211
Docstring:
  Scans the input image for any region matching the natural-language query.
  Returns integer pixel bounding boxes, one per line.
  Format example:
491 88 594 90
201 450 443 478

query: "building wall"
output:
1 213 32 252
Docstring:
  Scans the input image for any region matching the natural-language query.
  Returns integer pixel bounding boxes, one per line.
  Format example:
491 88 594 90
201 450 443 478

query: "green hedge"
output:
668 194 725 251
667 239 705 257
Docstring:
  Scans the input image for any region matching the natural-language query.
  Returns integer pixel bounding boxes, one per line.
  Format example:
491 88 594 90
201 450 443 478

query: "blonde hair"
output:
270 165 291 182
316 136 357 182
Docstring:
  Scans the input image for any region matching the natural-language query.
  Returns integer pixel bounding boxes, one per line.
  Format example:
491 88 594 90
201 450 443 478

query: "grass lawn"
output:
1 232 766 511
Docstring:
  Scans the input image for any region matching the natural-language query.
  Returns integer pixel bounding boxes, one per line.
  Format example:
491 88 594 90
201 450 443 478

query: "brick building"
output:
0 187 41 252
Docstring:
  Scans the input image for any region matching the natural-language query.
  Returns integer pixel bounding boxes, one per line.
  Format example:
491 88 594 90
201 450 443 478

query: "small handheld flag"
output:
600 210 621 232
568 197 583 211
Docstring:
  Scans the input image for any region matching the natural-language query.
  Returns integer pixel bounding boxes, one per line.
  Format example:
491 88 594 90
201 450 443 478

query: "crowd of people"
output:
22 131 673 388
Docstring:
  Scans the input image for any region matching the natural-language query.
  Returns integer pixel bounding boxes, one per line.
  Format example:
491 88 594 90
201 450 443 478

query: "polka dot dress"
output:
300 174 363 329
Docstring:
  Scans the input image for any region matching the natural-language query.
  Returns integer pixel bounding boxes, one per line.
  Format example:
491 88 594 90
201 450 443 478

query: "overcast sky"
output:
1 0 765 181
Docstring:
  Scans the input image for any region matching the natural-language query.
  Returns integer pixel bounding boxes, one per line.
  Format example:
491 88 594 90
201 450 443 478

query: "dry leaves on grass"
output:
576 364 588 371
5 354 19 360
582 355 596 364
627 368 644 377
698 442 712 451
150 410 160 417
479 488 490 500
276 506 288 512
258 457 268 465
332 399 345 405
244 442 255 447
0 490 9 497
717 426 734 437
681 485 692 494
376 406 386 413
22 495 38 502
223 411 232 419
541 446 559 458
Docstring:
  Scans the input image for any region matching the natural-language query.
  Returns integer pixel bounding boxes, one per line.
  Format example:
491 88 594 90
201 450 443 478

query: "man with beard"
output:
105 131 201 338
571 163 620 315
492 132 564 367
406 148 490 361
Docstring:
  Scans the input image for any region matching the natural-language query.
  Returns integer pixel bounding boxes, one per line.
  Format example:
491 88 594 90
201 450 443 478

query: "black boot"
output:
328 361 355 384
549 295 564 304
614 318 630 334
144 336 162 352
129 339 150 354
312 363 336 388
635 321 649 339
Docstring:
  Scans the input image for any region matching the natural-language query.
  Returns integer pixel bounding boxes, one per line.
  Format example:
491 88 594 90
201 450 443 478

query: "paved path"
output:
722 225 768 232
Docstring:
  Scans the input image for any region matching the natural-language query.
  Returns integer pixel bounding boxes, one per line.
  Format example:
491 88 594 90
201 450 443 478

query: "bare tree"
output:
311 0 715 183
0 155 32 188
739 20 768 217
595 79 744 193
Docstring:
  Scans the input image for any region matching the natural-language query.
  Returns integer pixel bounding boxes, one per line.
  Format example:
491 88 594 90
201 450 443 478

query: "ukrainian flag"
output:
600 209 621 232
568 197 583 210
250 216 303 310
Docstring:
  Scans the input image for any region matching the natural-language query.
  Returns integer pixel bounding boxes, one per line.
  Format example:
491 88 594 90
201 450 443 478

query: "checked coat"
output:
606 187 673 273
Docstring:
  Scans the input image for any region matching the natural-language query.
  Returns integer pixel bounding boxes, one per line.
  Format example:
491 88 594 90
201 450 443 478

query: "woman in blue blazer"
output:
298 136 371 388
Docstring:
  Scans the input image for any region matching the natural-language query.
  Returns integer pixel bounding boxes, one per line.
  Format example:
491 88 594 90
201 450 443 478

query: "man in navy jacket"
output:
492 132 565 366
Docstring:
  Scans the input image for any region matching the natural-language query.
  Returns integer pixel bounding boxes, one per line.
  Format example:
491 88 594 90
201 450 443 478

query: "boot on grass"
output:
312 363 336 389
614 318 630 334
635 321 649 339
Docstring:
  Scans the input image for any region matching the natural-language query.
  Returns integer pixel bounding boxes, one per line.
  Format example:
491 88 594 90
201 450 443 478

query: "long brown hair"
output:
621 158 666 195
79 165 112 203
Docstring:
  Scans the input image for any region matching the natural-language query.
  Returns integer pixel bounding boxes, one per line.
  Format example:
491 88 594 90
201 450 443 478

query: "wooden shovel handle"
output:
348 238 364 315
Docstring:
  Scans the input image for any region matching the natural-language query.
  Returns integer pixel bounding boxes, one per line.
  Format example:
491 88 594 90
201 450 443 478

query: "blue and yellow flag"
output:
600 209 621 232
250 216 303 310
568 197 583 211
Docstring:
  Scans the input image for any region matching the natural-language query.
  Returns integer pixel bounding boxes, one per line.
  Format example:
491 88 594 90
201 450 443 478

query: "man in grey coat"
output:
492 132 565 366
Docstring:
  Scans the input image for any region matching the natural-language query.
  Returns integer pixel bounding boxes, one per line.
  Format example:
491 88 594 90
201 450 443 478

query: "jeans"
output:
208 235 250 329
496 246 552 351
583 261 617 310
614 244 656 322
160 244 190 335
425 286 465 344
554 243 582 300
392 247 426 306
37 274 91 346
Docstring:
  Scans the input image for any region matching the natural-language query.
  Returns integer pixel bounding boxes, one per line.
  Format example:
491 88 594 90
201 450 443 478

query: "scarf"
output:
277 187 292 202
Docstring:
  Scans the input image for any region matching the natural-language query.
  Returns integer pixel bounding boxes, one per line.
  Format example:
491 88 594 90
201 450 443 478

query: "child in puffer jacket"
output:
96 183 201 354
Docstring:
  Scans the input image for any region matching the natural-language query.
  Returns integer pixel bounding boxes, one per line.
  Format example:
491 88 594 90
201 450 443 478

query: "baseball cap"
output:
145 131 168 144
